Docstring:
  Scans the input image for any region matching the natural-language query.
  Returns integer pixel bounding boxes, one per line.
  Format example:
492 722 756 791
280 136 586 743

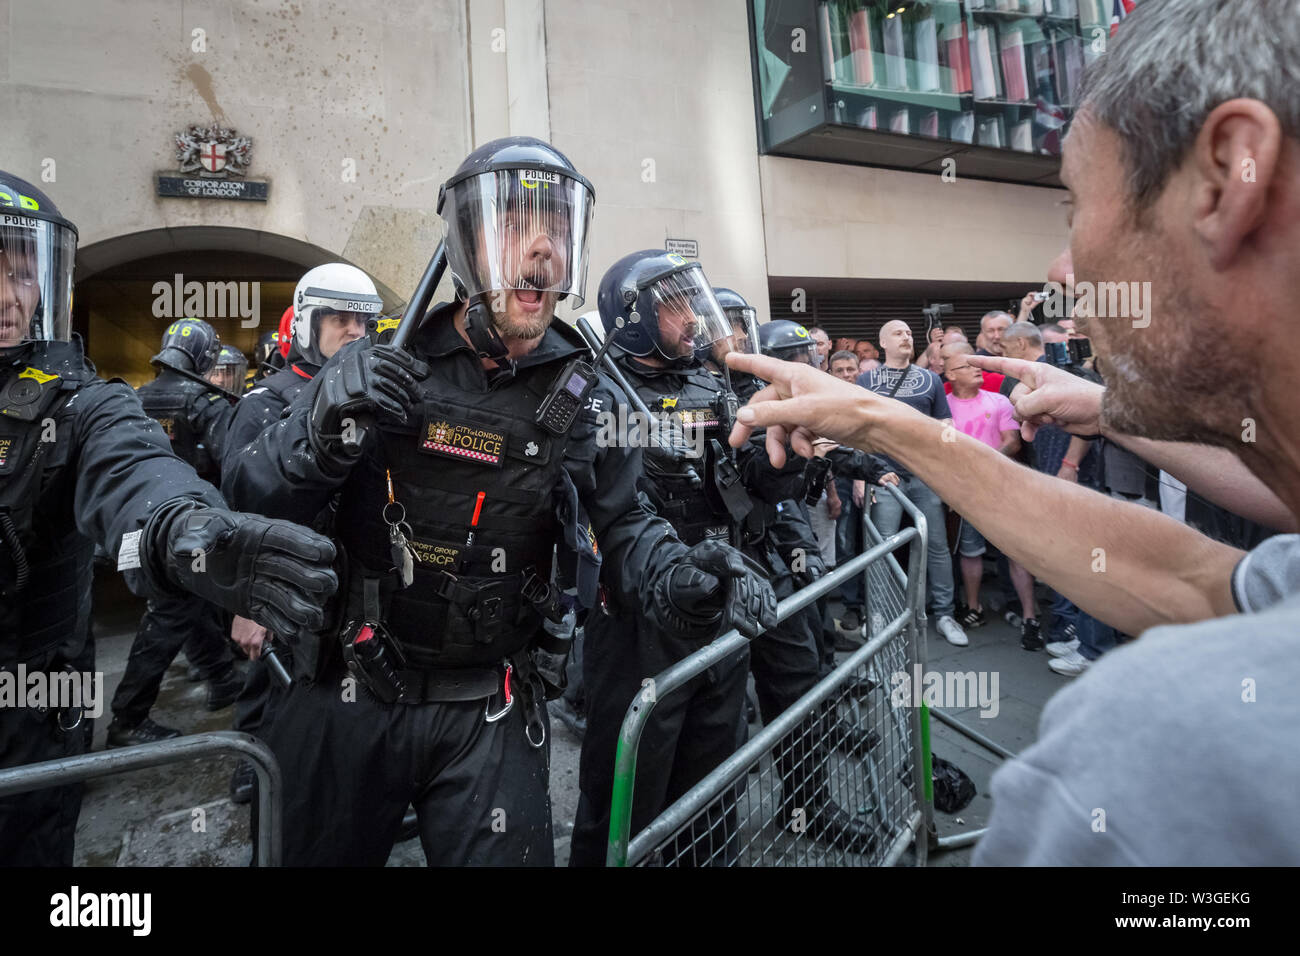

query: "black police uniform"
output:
222 305 719 866
0 340 229 864
109 366 239 731
219 363 317 763
569 350 839 865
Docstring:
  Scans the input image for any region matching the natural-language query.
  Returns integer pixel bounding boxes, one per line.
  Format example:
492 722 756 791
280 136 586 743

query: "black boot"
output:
107 716 182 748
207 667 243 711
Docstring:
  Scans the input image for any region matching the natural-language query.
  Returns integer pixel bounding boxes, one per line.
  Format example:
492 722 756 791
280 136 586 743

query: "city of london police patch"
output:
421 419 506 467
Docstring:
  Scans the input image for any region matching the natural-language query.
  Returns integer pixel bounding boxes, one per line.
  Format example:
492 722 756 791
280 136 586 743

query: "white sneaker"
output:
1048 649 1091 677
1045 638 1081 658
935 615 968 647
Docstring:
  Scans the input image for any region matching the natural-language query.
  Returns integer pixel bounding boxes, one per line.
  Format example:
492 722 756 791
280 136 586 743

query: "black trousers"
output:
748 568 822 723
258 665 553 866
0 689 88 866
569 610 749 866
112 592 230 724
232 656 286 738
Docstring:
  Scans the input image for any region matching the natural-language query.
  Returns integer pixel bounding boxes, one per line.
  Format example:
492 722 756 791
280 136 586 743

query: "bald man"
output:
852 320 968 646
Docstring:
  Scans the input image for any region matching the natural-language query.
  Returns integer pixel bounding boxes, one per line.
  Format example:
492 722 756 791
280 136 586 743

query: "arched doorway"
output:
73 226 401 386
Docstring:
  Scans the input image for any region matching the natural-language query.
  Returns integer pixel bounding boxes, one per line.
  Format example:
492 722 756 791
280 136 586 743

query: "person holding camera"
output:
725 0 1300 864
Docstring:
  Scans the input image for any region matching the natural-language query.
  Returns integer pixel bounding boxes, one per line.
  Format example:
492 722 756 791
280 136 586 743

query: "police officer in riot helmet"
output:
106 318 249 747
209 344 249 394
220 262 381 806
759 319 821 366
223 137 775 866
569 261 871 862
699 287 763 396
0 171 337 865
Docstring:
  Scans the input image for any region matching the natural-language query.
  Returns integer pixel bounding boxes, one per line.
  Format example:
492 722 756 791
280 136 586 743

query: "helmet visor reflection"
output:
442 168 594 307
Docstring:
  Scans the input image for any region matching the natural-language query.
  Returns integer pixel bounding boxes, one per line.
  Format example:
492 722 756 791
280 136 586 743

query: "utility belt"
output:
336 566 570 714
337 623 551 749
0 655 86 736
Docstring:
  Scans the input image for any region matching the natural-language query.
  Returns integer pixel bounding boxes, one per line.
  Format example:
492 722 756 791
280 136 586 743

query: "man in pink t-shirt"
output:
944 345 1043 648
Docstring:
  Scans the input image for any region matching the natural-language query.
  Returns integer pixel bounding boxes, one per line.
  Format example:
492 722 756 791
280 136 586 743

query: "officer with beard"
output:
0 171 337 865
221 137 775 866
106 318 246 746
222 262 380 804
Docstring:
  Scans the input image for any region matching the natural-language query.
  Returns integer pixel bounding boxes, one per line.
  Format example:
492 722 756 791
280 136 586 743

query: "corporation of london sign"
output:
156 124 270 201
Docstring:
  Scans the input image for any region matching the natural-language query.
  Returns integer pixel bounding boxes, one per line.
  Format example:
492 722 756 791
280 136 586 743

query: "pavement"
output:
70 562 1075 867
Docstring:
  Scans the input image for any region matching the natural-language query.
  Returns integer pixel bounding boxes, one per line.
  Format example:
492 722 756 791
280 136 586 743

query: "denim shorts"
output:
957 516 986 558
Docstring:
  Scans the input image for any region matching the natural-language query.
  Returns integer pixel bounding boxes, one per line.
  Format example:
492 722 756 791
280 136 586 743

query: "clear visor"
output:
0 214 76 350
782 340 820 365
717 307 761 358
209 352 249 391
442 168 594 306
645 266 731 361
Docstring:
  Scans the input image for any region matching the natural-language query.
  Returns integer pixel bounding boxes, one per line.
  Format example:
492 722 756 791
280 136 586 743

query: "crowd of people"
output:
4 0 1297 870
794 301 1167 677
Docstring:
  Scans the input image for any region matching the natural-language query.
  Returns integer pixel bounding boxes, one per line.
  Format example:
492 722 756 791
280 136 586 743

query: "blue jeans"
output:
1077 612 1118 661
869 475 956 619
1049 590 1080 641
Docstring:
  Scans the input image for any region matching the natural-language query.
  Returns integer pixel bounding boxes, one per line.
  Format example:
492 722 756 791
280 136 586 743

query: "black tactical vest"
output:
0 342 98 666
619 358 738 547
334 363 571 669
137 370 210 477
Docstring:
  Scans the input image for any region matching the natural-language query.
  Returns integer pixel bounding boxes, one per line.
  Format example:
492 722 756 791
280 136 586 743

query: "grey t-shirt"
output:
974 533 1300 865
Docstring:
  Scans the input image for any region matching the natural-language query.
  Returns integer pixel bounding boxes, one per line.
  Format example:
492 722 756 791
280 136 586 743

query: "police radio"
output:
535 326 614 436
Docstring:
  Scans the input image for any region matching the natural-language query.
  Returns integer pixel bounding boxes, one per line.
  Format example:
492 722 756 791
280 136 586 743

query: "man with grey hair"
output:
725 0 1300 863
976 311 1013 357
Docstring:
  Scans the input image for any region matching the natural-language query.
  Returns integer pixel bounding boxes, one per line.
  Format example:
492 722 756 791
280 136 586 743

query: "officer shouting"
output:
0 171 338 866
223 138 775 866
107 318 244 747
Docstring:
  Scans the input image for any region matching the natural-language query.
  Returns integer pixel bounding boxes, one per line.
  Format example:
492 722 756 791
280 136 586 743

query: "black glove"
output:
152 503 338 641
656 539 778 641
309 343 427 468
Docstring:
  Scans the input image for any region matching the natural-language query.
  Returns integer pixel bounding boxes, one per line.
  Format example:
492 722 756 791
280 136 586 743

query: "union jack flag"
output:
1110 0 1138 37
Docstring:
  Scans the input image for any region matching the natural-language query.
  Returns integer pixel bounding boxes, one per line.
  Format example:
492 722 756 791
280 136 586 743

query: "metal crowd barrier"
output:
606 483 934 867
0 731 283 866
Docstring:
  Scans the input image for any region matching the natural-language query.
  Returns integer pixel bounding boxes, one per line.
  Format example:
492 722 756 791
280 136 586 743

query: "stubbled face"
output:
1052 114 1239 445
854 341 876 362
981 314 1011 355
830 357 859 382
481 205 571 340
656 299 699 359
317 310 367 360
0 244 40 348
